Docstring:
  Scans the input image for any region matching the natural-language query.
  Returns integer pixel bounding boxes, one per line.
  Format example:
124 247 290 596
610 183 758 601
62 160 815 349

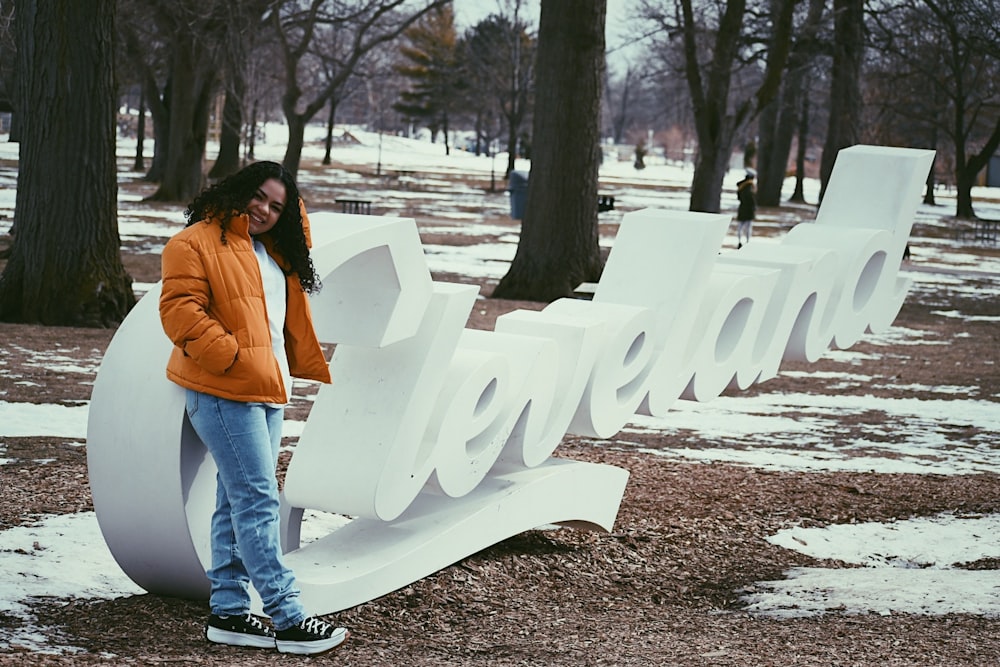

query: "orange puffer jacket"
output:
159 211 331 403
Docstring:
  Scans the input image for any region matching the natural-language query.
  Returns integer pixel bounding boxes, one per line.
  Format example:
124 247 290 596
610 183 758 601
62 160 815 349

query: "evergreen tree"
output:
394 5 462 154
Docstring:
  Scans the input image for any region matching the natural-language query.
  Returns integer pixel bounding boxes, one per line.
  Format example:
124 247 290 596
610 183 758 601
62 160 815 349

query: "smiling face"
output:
246 178 287 235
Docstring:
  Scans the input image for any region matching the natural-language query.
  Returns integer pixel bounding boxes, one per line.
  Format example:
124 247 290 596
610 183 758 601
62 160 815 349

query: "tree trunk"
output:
208 84 243 180
923 171 936 205
246 99 258 162
504 118 519 178
144 74 169 182
757 97 779 194
133 84 146 172
681 0 745 213
280 77 330 180
148 40 216 202
954 164 976 219
611 67 633 144
492 0 605 302
819 0 863 201
923 154 936 206
0 0 134 326
789 93 810 203
757 0 824 206
678 0 794 213
283 113 307 179
474 112 484 155
690 136 736 213
758 68 808 206
953 116 1000 219
120 25 171 184
323 99 336 165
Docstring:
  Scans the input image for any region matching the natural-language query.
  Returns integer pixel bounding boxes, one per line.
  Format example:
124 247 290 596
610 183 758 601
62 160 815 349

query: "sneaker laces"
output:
243 613 268 632
301 617 334 636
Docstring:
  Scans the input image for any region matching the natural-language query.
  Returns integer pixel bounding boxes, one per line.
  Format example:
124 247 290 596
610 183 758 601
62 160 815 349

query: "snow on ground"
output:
742 514 1000 618
620 392 999 475
1 128 999 648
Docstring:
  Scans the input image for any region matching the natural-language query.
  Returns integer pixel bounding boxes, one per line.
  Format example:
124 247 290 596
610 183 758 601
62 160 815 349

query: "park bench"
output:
954 218 998 244
974 218 998 244
335 198 373 215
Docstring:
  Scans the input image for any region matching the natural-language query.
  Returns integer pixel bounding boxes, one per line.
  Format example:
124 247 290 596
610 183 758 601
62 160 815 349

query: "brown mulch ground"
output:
1 159 999 665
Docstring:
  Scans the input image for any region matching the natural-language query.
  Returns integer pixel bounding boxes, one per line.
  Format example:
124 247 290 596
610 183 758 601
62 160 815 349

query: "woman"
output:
159 161 347 656
736 168 757 249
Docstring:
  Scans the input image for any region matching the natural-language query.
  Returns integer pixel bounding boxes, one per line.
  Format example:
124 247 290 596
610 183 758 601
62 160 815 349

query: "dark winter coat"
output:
737 178 757 222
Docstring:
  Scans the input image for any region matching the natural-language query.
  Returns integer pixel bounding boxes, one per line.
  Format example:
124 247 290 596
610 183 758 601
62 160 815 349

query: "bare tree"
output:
788 82 814 203
492 0 606 302
645 53 698 164
639 0 797 212
208 12 261 182
756 0 827 206
868 0 1000 218
463 9 537 177
132 84 147 172
321 75 364 165
818 0 863 200
206 6 284 180
142 3 224 201
270 0 450 178
117 2 171 181
120 1 271 202
218 5 287 177
359 40 411 176
0 0 134 326
607 64 640 144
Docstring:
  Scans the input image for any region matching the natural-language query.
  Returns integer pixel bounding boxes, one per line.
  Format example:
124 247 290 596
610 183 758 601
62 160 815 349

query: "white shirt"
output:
253 239 291 405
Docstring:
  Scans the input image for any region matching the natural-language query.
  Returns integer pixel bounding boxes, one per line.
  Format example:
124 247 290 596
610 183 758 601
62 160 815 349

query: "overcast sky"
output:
452 0 639 70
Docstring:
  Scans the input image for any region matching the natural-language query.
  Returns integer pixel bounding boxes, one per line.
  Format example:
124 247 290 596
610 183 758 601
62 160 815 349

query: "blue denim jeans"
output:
185 390 305 630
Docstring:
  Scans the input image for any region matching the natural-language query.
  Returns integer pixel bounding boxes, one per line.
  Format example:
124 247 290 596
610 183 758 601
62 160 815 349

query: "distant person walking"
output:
736 168 757 249
159 161 348 656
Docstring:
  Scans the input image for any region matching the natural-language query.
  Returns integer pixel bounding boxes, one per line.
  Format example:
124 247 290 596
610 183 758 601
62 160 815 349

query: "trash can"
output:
508 170 529 220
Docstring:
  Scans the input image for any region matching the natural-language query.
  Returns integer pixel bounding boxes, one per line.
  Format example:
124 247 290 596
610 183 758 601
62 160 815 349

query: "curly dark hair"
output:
184 161 320 293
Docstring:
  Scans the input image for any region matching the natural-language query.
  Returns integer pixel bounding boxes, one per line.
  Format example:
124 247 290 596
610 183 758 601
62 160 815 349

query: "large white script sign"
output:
87 145 933 612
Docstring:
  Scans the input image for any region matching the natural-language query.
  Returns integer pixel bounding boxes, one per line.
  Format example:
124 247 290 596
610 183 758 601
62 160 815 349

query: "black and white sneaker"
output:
275 616 349 655
205 613 276 649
